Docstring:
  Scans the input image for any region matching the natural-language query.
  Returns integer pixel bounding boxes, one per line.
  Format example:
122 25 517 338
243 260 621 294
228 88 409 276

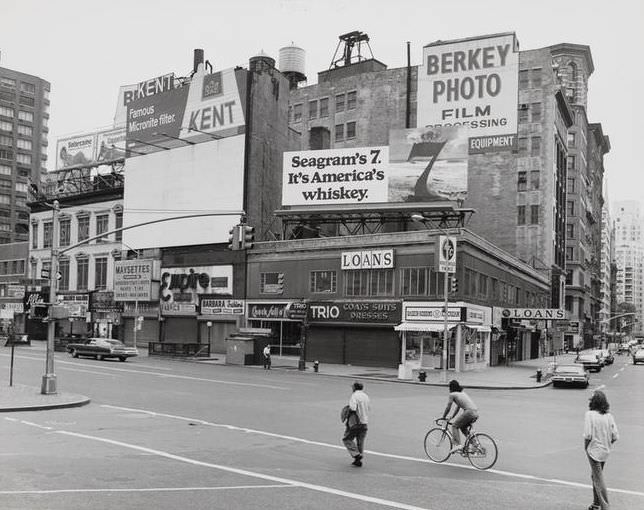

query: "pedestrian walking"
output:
584 390 619 510
342 381 370 467
263 344 271 369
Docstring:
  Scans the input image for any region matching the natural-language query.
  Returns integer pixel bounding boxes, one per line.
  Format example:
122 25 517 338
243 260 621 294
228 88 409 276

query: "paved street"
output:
1 347 643 510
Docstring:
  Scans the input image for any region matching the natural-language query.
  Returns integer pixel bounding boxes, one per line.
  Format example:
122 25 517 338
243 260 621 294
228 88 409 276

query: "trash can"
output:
536 369 542 383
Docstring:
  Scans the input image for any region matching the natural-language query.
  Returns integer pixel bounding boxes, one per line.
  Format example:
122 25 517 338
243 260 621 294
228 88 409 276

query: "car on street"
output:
574 353 602 372
66 338 138 361
551 364 589 388
596 349 614 365
633 347 644 365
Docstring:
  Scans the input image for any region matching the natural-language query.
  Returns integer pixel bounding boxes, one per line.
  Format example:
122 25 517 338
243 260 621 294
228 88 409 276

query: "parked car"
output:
592 350 606 367
633 347 644 365
552 364 589 388
575 353 602 372
599 349 614 365
66 338 138 361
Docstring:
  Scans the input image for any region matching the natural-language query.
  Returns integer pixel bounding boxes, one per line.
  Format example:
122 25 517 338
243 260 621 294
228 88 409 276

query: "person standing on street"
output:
263 344 271 370
584 390 619 510
342 381 370 467
442 380 479 455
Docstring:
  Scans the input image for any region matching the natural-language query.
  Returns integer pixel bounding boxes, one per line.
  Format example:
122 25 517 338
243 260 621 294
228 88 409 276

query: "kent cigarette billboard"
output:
417 33 519 154
282 126 468 206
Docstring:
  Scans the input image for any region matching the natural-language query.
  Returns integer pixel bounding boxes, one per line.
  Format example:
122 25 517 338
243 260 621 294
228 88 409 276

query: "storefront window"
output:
464 327 486 364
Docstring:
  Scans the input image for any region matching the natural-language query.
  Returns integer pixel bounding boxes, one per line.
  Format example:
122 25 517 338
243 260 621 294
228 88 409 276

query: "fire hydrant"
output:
418 370 427 382
536 369 542 383
313 360 319 373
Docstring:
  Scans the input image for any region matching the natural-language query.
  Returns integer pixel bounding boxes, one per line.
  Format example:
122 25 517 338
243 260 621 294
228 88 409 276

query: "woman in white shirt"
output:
583 390 619 510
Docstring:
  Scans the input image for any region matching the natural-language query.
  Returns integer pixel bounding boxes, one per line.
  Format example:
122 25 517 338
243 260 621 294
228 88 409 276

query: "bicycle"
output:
423 417 498 470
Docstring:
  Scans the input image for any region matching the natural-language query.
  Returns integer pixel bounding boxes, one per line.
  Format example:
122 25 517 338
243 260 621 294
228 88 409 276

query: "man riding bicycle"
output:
442 380 479 454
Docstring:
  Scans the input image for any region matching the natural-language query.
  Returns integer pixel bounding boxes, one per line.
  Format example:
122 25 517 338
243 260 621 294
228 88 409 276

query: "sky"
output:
2 0 642 208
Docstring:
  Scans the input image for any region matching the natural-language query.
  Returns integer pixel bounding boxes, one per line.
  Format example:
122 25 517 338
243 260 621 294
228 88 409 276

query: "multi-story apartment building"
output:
0 66 50 243
599 193 614 338
613 200 644 330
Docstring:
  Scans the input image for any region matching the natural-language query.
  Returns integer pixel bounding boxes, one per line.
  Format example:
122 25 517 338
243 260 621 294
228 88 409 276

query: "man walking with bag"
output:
342 381 370 467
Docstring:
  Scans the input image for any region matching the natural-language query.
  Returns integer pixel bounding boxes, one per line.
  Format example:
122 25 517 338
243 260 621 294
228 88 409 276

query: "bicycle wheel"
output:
465 433 498 470
424 428 453 463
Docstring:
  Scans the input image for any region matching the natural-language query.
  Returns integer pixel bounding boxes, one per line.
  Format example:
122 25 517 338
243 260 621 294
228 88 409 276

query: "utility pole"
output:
41 200 59 395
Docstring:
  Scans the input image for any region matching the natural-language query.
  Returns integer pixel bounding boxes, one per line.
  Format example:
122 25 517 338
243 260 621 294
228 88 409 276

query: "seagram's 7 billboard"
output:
417 32 519 154
282 126 468 206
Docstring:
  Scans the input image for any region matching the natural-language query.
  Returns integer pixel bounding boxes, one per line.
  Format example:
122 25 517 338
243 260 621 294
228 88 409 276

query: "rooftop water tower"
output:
279 43 306 89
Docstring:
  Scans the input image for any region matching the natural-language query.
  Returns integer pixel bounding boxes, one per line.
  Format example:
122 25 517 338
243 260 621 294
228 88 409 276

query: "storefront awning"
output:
465 325 491 333
394 322 459 332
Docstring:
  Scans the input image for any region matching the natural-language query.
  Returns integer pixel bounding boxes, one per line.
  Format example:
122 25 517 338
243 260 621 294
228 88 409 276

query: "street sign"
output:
55 272 63 281
40 269 50 279
436 235 457 273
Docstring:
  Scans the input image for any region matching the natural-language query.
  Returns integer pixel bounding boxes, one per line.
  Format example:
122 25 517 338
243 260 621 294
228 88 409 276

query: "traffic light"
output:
227 225 241 250
241 225 255 249
450 277 458 294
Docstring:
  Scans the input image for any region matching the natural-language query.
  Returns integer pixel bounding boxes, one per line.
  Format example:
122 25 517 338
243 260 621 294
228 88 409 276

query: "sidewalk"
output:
0 383 90 412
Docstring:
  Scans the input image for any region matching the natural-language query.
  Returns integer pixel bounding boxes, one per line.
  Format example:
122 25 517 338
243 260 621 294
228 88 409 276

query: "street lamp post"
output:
41 200 60 395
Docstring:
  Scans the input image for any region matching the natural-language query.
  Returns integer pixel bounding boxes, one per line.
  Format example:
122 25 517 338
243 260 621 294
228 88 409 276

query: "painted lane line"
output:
55 430 434 510
613 373 619 379
18 420 53 431
100 404 644 499
0 484 295 495
0 353 176 371
596 384 606 390
620 367 625 372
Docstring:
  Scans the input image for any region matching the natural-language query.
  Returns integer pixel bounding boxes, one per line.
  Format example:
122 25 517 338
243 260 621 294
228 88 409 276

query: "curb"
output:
0 396 91 413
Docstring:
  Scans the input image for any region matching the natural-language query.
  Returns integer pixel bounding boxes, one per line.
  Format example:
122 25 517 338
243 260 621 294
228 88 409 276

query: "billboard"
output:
96 127 127 161
114 259 155 301
160 265 233 316
113 73 175 127
282 126 468 206
417 33 519 153
56 133 97 169
123 135 245 249
125 67 245 155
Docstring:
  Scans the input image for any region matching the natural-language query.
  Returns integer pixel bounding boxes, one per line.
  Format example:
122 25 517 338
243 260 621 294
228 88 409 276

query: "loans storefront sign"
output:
114 259 155 301
501 308 568 320
308 301 401 324
417 33 519 154
282 125 468 207
341 249 394 270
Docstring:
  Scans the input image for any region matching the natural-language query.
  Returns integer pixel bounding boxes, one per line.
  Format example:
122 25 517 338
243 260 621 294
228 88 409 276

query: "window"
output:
19 96 35 107
567 177 575 193
344 270 394 297
17 125 32 137
531 136 541 156
293 103 302 122
566 247 574 261
530 205 539 224
310 270 336 293
567 132 576 147
530 171 540 190
59 218 70 247
517 205 526 225
20 82 35 95
77 257 89 290
518 107 529 123
77 216 89 242
0 181 11 191
400 267 429 296
335 124 344 142
567 200 575 216
319 98 329 118
58 259 69 291
346 121 356 139
308 100 318 119
95 257 108 290
519 70 529 88
43 222 52 248
335 93 345 112
517 171 527 191
0 77 16 88
567 156 575 171
0 134 12 146
566 224 575 239
0 106 14 118
16 153 31 165
518 137 528 152
18 111 33 122
478 274 488 297
31 222 38 249
42 116 48 128
16 139 31 150
531 69 542 88
0 164 10 175
531 103 542 122
96 214 109 242
0 120 12 132
347 91 357 110
0 194 10 204
260 272 283 294
115 211 123 242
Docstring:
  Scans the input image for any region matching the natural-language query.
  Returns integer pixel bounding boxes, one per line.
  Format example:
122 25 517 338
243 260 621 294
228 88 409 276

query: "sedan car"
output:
633 347 644 365
598 349 614 365
552 364 589 388
66 338 138 361
574 353 602 372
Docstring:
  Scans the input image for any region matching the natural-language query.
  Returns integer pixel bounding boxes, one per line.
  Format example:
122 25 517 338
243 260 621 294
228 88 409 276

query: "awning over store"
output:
395 322 459 332
465 325 491 333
